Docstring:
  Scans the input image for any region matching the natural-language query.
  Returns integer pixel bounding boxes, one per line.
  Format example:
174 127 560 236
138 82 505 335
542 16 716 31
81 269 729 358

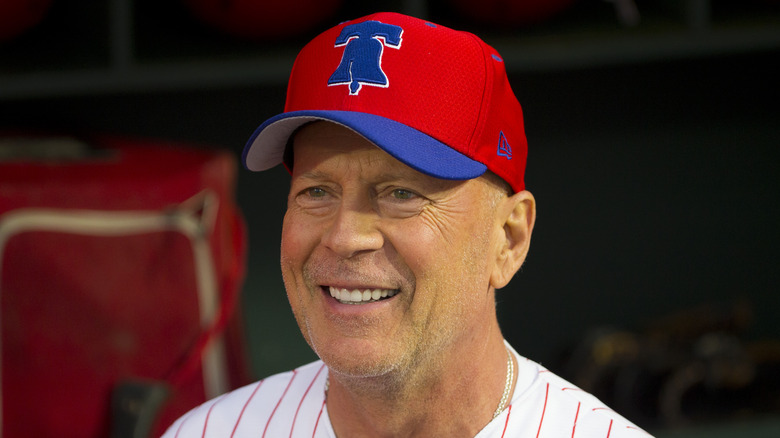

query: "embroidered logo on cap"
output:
497 131 512 159
328 20 403 95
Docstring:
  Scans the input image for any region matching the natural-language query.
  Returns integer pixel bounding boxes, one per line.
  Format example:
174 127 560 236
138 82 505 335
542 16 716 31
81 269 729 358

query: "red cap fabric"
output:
243 12 528 192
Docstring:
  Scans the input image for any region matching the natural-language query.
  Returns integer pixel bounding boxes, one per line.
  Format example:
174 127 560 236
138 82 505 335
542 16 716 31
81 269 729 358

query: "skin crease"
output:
280 121 536 437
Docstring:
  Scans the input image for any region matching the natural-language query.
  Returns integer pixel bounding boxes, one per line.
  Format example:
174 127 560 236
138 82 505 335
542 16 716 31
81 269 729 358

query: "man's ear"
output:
490 190 536 289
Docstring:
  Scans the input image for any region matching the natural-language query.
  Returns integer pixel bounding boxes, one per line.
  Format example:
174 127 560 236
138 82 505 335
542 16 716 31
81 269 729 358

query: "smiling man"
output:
163 12 651 438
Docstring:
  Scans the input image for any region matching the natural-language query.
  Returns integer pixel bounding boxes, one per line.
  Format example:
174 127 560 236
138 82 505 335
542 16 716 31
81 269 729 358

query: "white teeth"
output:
328 286 398 304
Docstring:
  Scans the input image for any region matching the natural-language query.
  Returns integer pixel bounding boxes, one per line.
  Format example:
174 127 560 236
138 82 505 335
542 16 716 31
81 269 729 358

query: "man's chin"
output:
317 345 403 380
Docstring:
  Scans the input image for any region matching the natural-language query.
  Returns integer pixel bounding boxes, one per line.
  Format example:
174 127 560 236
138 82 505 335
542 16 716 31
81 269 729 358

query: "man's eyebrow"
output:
294 168 451 191
295 168 420 182
373 172 461 196
294 170 331 181
372 171 417 182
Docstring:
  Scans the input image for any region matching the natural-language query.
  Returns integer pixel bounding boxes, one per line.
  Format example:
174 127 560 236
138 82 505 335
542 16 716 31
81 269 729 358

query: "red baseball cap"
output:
243 12 528 192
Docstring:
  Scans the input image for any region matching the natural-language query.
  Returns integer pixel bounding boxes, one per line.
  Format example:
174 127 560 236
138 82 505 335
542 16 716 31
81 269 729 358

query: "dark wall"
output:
502 51 780 363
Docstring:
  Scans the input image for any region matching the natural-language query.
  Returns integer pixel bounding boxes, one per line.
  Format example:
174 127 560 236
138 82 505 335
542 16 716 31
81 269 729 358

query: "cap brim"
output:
242 110 487 180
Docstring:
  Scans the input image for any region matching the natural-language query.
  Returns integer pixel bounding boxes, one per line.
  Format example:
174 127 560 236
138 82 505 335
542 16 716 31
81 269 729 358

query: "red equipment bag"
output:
0 135 250 438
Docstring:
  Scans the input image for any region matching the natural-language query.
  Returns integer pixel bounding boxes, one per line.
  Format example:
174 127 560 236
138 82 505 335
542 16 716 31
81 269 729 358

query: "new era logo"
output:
328 20 403 95
497 131 512 159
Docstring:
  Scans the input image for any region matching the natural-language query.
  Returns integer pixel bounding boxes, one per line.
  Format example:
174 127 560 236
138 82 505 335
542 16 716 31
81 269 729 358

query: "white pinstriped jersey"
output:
162 343 653 437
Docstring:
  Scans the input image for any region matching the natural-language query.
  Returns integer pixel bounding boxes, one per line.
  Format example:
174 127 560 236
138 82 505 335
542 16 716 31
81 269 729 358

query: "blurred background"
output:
1 0 778 436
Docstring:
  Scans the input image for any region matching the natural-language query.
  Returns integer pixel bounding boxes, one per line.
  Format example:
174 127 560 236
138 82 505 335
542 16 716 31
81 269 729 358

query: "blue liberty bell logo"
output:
328 20 403 95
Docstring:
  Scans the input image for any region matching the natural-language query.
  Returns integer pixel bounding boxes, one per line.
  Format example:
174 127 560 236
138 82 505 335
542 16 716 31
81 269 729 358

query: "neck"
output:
326 332 514 438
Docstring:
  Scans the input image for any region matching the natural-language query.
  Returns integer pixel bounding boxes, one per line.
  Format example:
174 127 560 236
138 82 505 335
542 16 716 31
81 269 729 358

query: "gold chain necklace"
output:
493 345 514 419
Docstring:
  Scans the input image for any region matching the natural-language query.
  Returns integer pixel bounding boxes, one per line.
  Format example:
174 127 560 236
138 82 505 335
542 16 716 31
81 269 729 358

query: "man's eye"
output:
392 189 415 200
307 187 327 198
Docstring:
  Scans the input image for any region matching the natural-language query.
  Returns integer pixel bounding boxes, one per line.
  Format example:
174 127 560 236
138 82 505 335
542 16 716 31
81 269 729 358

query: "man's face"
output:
280 122 506 380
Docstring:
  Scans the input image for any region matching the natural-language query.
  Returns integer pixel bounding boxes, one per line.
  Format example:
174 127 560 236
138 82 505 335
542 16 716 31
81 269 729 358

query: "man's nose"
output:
321 203 383 259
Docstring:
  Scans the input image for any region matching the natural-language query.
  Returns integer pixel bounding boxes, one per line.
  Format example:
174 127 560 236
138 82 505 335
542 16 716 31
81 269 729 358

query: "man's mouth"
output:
327 286 399 304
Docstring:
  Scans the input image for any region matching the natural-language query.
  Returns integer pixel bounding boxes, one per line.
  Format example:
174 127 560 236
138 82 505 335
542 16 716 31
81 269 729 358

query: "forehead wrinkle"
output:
293 147 372 180
292 122 468 193
358 148 463 189
297 144 407 180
